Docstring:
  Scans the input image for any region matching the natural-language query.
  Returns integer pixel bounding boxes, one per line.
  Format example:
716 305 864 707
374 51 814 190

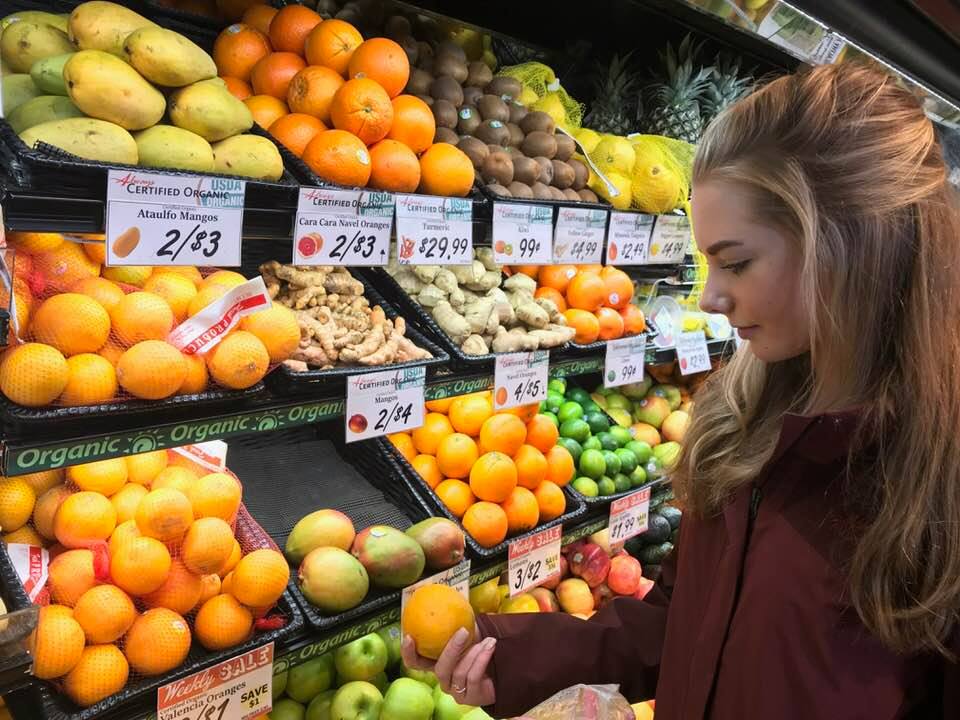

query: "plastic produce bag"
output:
516 684 635 720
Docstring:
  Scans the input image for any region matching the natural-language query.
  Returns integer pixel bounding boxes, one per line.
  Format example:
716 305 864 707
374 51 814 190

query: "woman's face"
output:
691 180 810 362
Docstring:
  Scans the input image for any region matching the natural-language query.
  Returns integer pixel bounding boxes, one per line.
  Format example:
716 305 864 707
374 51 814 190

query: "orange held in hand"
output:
303 129 372 187
402 583 476 660
330 77 394 145
348 38 410 99
305 18 363 76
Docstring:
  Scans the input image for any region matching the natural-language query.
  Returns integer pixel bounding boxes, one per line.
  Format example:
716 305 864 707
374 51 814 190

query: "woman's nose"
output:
699 279 733 315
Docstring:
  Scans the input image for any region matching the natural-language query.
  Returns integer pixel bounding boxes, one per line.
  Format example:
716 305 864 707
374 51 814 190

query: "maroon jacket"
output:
479 412 960 718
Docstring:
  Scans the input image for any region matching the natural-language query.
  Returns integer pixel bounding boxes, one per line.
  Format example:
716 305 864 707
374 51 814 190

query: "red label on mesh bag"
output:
167 277 270 355
8 544 49 602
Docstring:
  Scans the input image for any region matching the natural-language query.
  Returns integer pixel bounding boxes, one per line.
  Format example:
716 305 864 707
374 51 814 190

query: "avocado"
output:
638 513 671 545
660 505 682 530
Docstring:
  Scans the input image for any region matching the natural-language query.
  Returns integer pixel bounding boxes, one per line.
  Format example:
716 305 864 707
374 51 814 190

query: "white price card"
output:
157 642 273 720
294 187 394 266
396 194 473 265
492 202 554 265
676 330 711 376
345 366 425 442
106 170 245 267
647 215 690 264
553 207 607 264
604 335 646 388
507 525 562 596
493 350 548 411
401 560 471 628
608 488 651 546
606 212 654 265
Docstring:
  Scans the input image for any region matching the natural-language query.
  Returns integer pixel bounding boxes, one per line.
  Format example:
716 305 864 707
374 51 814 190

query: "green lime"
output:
605 393 632 411
625 440 653 464
541 412 559 428
596 432 619 452
546 391 564 413
614 448 637 474
601 450 621 476
572 476 599 498
613 473 632 493
579 448 606 480
556 437 583 465
565 387 591 404
559 418 590 443
557 401 585 423
548 378 567 396
582 436 601 451
597 476 616 496
630 465 648 487
585 412 611 435
609 426 632 447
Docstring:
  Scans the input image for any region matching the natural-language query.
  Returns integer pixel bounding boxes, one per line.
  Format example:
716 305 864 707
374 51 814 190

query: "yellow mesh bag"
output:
624 134 696 214
497 62 585 129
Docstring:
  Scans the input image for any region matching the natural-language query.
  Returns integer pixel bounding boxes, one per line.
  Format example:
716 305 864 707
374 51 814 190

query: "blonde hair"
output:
676 64 960 655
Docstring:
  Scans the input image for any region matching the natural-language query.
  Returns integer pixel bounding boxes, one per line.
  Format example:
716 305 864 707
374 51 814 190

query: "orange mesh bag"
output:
5 448 291 710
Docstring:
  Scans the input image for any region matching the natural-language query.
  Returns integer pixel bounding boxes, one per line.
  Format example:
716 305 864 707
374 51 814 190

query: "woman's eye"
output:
722 259 751 275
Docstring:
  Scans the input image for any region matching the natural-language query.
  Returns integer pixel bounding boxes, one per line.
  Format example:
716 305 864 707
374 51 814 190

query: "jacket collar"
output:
772 410 862 466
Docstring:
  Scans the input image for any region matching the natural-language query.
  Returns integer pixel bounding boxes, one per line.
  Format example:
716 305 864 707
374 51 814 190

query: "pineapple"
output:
643 36 713 144
702 55 754 125
584 52 638 136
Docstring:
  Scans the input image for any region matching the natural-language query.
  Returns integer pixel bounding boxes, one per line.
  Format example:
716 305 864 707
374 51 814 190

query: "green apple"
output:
305 690 336 720
333 632 388 682
370 671 388 694
461 708 495 720
330 681 382 720
402 665 439 687
377 622 402 668
286 654 335 704
271 698 306 720
273 669 288 699
380 678 434 720
433 684 472 720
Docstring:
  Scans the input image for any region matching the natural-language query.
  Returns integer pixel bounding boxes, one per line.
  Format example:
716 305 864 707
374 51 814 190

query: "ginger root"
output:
432 300 471 344
462 334 490 355
492 326 540 352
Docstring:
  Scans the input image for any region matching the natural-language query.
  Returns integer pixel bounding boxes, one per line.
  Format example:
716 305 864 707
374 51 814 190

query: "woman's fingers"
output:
449 637 497 706
432 627 473 689
400 635 435 672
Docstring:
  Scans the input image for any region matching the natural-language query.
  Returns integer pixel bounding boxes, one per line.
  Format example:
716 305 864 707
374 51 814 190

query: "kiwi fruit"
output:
569 158 589 190
521 131 558 160
554 133 576 162
513 156 541 185
466 61 494 88
531 182 553 200
508 102 528 125
485 77 523 102
505 146 524 158
482 151 514 186
487 183 511 197
507 123 524 147
416 42 434 72
430 76 464 106
462 86 483 107
475 119 510 146
384 15 412 40
457 106 481 135
563 188 581 201
477 95 510 123
415 94 434 107
434 127 459 144
488 143 503 154
435 40 467 63
534 156 553 185
458 136 489 168
316 0 339 17
508 182 534 199
335 6 362 24
432 99 458 130
551 160 575 189
433 55 468 84
519 111 555 135
549 186 566 201
406 68 433 96
578 188 600 203
397 36 419 66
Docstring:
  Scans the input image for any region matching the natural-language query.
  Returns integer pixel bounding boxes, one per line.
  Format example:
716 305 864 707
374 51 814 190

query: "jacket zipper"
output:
749 484 763 523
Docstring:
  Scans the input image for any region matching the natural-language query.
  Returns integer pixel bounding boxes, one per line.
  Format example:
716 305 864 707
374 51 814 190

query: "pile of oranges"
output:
9 450 289 708
388 392 575 548
506 264 646 345
212 5 475 196
0 233 300 407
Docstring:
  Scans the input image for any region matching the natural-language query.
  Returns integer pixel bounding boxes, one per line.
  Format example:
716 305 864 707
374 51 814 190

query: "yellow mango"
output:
2 74 43 113
123 27 216 88
64 50 166 131
1 21 74 73
19 118 138 165
8 95 84 134
1 11 69 33
212 134 282 181
134 125 214 173
68 1 156 57
169 81 253 142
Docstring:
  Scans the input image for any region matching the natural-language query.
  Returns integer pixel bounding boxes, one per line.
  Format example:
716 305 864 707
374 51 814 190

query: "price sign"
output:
676 330 711 375
345 366 425 442
492 203 553 265
157 643 273 720
608 488 651 545
553 207 607 264
647 215 690 265
606 212 654 266
604 335 646 388
293 188 394 266
106 170 245 266
507 525 562 596
493 350 548 410
401 560 471 629
396 195 473 265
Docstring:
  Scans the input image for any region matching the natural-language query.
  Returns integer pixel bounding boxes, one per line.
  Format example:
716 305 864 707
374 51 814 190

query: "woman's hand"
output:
401 627 497 707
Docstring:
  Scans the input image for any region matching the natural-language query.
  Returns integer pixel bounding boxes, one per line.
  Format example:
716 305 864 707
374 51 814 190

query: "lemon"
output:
519 86 538 106
532 92 567 126
591 135 636 176
574 128 602 153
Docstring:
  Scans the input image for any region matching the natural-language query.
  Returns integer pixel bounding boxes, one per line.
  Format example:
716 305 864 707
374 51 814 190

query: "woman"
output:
402 63 960 718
